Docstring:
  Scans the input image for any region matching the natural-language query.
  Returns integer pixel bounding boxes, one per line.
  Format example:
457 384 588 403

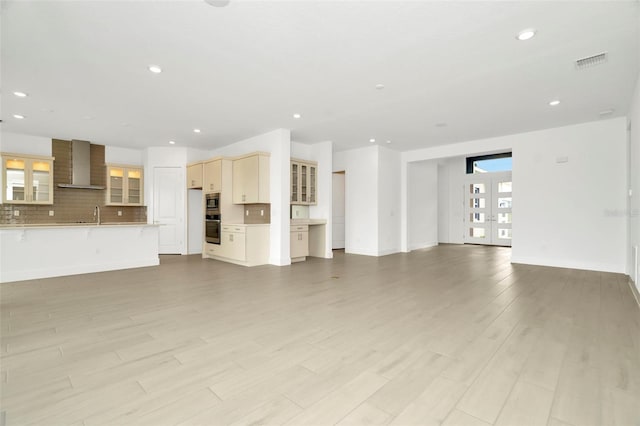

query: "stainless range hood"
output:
57 140 105 190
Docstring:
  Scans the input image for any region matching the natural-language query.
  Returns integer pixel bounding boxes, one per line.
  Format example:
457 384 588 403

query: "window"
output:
466 152 512 174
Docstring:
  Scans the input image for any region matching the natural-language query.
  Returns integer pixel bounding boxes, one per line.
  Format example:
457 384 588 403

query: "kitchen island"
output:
0 223 159 283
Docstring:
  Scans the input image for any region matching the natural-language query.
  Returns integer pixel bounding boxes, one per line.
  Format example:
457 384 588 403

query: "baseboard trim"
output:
510 256 624 274
408 242 439 251
628 277 640 308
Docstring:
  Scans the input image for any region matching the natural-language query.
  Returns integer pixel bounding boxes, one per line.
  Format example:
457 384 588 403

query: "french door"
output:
463 171 512 246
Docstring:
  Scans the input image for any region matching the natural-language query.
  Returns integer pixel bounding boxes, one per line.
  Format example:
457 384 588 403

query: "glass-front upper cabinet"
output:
1 153 54 205
290 159 318 206
291 162 298 203
106 164 144 206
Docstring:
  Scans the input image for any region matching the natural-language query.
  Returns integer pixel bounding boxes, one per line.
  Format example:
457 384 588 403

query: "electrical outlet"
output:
49 210 54 217
118 210 122 217
260 209 264 216
13 210 19 217
246 210 249 216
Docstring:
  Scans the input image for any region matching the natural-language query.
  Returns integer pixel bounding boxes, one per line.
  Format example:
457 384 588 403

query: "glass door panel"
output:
301 164 307 203
109 167 124 204
5 159 26 201
309 166 316 204
291 163 298 202
127 169 141 204
31 161 51 202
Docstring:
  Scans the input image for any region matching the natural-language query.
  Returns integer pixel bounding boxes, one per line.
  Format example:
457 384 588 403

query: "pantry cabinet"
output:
106 164 144 206
203 159 222 193
187 162 203 189
232 153 269 204
290 159 317 205
1 153 54 205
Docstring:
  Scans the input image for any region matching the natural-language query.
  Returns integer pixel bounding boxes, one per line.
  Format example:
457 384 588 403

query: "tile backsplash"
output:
243 204 271 224
0 139 146 225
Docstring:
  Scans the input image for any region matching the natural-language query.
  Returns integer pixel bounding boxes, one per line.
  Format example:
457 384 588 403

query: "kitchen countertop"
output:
290 218 327 225
0 222 156 229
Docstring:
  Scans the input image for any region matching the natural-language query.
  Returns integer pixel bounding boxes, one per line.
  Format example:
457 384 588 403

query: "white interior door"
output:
464 172 512 246
154 167 184 254
332 172 345 249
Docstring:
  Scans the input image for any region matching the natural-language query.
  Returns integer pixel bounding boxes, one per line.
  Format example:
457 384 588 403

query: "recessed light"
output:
549 99 561 106
516 29 536 41
193 128 201 133
369 138 376 143
386 140 392 144
169 140 176 145
13 114 25 119
435 122 448 128
148 65 162 74
375 84 385 90
293 113 301 119
204 0 230 7
13 91 28 98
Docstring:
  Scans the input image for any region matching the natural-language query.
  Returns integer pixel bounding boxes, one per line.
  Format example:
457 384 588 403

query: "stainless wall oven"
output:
205 193 221 244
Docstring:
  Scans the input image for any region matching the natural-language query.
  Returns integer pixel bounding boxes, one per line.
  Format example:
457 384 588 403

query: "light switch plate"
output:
13 210 19 217
49 210 54 216
118 210 122 216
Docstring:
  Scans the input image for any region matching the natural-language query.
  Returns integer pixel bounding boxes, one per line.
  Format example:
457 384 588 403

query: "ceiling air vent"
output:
575 52 607 70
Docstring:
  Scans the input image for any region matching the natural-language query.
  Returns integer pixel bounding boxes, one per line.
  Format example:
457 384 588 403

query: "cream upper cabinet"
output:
106 164 144 206
187 162 203 189
203 159 222 193
232 153 269 204
290 159 317 205
1 153 54 205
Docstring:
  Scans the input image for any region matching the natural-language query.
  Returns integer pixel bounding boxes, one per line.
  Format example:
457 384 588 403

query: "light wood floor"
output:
1 245 639 426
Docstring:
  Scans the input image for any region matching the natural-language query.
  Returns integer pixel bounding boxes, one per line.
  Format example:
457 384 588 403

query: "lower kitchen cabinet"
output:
290 224 309 262
203 224 269 266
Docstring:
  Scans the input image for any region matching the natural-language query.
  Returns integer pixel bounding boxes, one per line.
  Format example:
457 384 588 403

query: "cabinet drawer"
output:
292 225 308 232
221 225 246 234
204 243 222 256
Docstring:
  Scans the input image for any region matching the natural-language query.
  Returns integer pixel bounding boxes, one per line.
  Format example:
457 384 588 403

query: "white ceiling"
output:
1 1 638 152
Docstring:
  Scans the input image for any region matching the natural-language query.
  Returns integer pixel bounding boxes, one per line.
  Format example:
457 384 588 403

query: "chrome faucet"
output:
94 205 101 225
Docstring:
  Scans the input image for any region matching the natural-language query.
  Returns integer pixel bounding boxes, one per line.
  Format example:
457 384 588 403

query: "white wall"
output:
334 146 379 256
308 141 333 258
628 72 640 289
407 160 438 250
378 146 401 255
437 157 465 244
211 129 291 265
0 132 51 156
105 146 143 165
404 117 628 273
512 119 627 273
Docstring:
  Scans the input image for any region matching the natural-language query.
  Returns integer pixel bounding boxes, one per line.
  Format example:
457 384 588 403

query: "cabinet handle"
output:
230 234 234 242
242 194 246 202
